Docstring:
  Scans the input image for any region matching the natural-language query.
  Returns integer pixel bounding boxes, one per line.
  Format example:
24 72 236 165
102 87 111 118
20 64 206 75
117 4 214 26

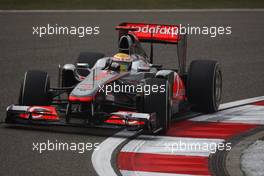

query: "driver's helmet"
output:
112 53 133 72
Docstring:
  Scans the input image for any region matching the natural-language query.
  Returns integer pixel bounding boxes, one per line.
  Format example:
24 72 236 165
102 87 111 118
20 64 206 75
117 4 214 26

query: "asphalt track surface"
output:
0 11 263 176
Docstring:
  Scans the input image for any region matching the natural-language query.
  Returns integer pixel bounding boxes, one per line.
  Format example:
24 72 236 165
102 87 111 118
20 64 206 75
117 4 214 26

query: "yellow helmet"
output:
113 53 132 62
112 53 132 72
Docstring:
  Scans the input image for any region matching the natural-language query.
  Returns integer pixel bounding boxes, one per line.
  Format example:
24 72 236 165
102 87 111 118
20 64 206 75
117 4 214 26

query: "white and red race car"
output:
6 22 222 134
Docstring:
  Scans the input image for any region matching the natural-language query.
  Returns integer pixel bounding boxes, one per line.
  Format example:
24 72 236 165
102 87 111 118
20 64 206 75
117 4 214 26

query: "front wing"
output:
5 105 159 133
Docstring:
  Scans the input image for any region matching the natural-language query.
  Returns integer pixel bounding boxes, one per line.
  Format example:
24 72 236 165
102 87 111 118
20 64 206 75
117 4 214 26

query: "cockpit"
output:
86 34 151 73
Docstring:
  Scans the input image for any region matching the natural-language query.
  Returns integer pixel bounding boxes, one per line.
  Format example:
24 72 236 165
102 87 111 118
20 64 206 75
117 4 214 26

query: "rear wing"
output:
116 22 187 74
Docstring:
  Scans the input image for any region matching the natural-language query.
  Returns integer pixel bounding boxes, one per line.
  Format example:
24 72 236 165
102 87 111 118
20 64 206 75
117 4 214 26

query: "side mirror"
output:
75 63 91 77
138 66 150 72
76 63 90 69
150 64 162 69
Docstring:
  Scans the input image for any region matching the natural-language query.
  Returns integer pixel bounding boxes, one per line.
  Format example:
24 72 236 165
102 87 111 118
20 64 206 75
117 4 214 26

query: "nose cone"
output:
68 95 93 102
69 69 121 102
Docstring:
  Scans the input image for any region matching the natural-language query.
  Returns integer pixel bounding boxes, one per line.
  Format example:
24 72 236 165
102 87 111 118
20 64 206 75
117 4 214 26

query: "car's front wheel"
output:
143 78 171 134
19 70 52 106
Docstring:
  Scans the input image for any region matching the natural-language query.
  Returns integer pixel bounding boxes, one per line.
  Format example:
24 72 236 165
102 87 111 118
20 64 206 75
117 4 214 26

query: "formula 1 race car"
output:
6 22 222 134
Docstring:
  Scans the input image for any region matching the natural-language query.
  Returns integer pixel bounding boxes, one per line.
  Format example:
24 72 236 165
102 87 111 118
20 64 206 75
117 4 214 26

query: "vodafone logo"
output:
129 24 179 37
121 23 232 40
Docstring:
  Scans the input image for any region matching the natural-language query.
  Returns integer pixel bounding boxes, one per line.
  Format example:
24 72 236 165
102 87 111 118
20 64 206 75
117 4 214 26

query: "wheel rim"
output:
215 69 222 107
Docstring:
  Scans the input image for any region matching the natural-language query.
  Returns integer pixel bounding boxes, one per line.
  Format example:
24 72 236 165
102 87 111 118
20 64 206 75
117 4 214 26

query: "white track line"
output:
219 96 264 110
192 105 264 124
0 9 264 13
92 96 264 176
92 130 139 176
120 170 193 176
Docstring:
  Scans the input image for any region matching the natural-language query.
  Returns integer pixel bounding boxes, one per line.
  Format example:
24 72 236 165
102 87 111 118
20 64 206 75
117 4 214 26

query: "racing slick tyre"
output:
187 60 222 113
76 52 105 76
19 70 52 106
143 78 171 134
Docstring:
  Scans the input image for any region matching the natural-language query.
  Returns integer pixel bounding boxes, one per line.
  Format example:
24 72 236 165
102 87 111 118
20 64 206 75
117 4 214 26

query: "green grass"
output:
0 0 264 9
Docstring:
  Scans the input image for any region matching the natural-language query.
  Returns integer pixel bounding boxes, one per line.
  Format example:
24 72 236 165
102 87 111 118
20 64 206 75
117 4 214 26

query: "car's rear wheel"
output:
76 52 105 76
19 70 52 106
187 60 222 113
143 78 171 134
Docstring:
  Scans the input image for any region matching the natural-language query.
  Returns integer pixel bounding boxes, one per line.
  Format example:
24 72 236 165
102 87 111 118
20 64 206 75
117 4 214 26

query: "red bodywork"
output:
69 96 93 102
105 114 145 126
172 73 186 101
19 106 59 121
118 23 181 44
